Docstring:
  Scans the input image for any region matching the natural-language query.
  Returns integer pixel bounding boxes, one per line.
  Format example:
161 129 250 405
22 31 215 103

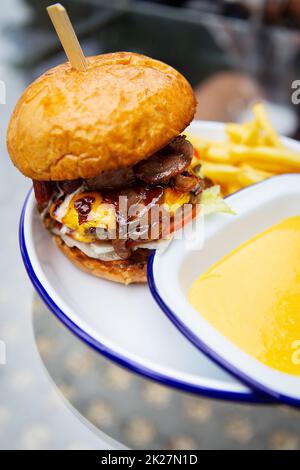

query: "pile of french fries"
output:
187 103 300 196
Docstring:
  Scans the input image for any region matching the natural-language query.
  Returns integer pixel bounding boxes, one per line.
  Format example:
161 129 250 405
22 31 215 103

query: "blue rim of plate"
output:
147 176 300 408
19 188 272 404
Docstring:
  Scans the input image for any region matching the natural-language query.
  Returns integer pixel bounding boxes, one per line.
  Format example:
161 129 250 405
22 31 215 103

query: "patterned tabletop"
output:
32 294 300 450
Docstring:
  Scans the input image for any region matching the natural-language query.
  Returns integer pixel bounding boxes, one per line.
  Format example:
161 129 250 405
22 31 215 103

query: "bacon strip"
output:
32 180 54 207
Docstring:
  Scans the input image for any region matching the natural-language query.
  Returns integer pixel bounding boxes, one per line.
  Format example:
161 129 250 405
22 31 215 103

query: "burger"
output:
7 52 227 284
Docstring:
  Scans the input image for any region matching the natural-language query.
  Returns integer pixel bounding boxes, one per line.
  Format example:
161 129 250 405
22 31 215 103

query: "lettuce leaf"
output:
201 185 236 215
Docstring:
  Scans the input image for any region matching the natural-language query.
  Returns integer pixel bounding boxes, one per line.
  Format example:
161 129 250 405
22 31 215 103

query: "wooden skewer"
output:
47 3 88 71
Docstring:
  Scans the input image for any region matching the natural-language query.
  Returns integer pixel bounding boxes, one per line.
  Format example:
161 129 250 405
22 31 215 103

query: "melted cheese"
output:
50 191 116 243
163 188 191 215
189 216 300 375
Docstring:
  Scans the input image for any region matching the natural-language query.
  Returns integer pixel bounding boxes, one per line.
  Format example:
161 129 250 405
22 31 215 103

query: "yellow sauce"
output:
189 216 300 375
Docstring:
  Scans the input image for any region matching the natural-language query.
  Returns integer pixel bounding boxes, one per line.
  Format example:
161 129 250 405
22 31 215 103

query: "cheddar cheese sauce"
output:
189 216 300 375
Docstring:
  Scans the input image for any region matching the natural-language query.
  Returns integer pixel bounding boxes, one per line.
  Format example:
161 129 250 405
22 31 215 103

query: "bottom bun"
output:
53 235 147 284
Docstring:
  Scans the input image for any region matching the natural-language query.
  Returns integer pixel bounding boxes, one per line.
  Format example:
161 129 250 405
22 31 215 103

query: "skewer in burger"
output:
7 52 227 284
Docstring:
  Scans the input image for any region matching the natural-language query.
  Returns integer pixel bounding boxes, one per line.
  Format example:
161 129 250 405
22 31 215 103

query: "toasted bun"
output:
7 52 196 181
53 236 147 284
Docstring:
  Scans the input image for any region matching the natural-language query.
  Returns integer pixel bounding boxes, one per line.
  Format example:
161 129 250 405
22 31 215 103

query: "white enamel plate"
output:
19 122 274 404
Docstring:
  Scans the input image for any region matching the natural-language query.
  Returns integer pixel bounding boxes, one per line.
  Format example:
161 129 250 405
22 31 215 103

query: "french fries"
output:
206 144 231 163
200 163 240 184
238 165 273 186
230 145 300 173
187 102 300 195
252 103 283 148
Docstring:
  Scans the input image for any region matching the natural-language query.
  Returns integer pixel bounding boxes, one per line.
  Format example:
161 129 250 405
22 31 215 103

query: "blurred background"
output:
2 0 300 450
9 0 300 136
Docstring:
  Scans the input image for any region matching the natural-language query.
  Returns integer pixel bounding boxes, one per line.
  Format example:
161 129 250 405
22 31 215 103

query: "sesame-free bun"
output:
7 52 196 181
54 236 147 284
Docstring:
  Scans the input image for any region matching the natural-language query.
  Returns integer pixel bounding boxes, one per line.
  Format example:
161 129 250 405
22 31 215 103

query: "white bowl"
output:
148 171 300 407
